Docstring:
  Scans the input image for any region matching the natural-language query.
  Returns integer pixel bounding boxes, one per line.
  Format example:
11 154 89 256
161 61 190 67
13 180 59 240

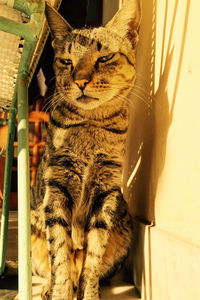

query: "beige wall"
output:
124 0 200 246
125 0 200 246
153 0 200 247
123 0 200 298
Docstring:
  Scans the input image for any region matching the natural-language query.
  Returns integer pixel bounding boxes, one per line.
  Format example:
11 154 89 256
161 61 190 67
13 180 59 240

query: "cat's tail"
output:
71 222 85 251
71 201 88 251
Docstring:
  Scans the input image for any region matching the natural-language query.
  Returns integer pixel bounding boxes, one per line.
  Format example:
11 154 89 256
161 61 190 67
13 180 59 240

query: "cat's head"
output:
45 0 141 111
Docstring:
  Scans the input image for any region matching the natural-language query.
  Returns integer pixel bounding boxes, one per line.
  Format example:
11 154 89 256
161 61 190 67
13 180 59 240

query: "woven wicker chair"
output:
0 1 61 298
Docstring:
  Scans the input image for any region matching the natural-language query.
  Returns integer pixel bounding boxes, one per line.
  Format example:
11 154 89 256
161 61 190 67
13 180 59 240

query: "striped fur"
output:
31 1 141 299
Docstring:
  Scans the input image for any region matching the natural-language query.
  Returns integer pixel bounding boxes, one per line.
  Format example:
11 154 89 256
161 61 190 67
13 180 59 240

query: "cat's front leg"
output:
77 186 132 300
77 188 121 300
77 227 108 300
43 187 73 300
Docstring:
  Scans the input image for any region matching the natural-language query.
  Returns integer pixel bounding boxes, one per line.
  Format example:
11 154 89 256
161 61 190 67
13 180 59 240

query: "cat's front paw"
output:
77 289 100 300
78 297 100 300
41 282 73 300
77 278 100 300
41 283 50 300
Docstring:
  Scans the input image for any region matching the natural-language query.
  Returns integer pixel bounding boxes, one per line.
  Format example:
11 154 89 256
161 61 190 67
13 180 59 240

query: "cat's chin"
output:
74 95 102 110
76 95 99 104
72 95 124 112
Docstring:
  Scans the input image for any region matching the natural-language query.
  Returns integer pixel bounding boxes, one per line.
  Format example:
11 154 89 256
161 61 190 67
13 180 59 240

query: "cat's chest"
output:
51 121 125 156
52 125 96 150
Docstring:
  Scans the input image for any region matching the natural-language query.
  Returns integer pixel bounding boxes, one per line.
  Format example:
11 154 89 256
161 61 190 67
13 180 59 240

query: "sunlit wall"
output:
122 1 200 298
124 0 200 246
153 0 200 247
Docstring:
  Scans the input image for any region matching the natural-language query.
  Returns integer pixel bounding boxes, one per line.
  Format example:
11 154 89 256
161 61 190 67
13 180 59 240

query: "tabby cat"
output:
31 0 141 299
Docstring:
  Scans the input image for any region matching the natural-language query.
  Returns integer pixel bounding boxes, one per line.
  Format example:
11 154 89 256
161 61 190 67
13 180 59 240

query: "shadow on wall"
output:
123 0 191 294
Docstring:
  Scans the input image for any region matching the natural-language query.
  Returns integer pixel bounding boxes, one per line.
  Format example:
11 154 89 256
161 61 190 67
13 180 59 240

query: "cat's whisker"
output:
133 84 153 98
41 91 60 111
133 85 163 111
41 100 52 113
114 94 137 110
116 90 153 113
47 75 56 84
130 94 153 113
108 85 152 110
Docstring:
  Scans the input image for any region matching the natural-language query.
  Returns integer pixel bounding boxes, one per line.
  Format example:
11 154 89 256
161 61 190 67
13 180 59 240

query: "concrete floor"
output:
0 211 140 300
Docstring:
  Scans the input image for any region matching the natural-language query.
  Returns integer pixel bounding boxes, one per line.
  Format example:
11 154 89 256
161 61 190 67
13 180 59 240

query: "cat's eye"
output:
59 58 72 66
98 53 115 63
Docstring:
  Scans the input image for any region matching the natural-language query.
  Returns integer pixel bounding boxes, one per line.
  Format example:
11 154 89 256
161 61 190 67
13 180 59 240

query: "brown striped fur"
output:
31 1 141 299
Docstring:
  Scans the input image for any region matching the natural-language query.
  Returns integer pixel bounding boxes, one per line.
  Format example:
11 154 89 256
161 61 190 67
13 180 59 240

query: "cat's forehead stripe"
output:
97 41 102 52
68 43 72 54
71 28 134 63
69 33 102 51
73 33 90 47
56 28 135 64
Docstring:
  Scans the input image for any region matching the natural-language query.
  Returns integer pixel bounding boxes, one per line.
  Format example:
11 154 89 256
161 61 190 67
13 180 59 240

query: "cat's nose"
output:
74 79 89 90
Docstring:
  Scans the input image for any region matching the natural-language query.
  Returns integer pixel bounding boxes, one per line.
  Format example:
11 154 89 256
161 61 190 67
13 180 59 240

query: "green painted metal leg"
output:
0 101 17 275
17 74 32 299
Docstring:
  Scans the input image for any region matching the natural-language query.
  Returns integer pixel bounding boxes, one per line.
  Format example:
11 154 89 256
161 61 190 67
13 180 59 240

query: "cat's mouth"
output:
76 95 99 104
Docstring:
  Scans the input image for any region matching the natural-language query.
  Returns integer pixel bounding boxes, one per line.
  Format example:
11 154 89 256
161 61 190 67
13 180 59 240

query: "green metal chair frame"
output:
0 1 45 298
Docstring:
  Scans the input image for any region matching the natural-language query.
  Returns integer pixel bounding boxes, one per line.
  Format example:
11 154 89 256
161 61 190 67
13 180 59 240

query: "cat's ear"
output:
45 2 73 40
105 0 141 48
